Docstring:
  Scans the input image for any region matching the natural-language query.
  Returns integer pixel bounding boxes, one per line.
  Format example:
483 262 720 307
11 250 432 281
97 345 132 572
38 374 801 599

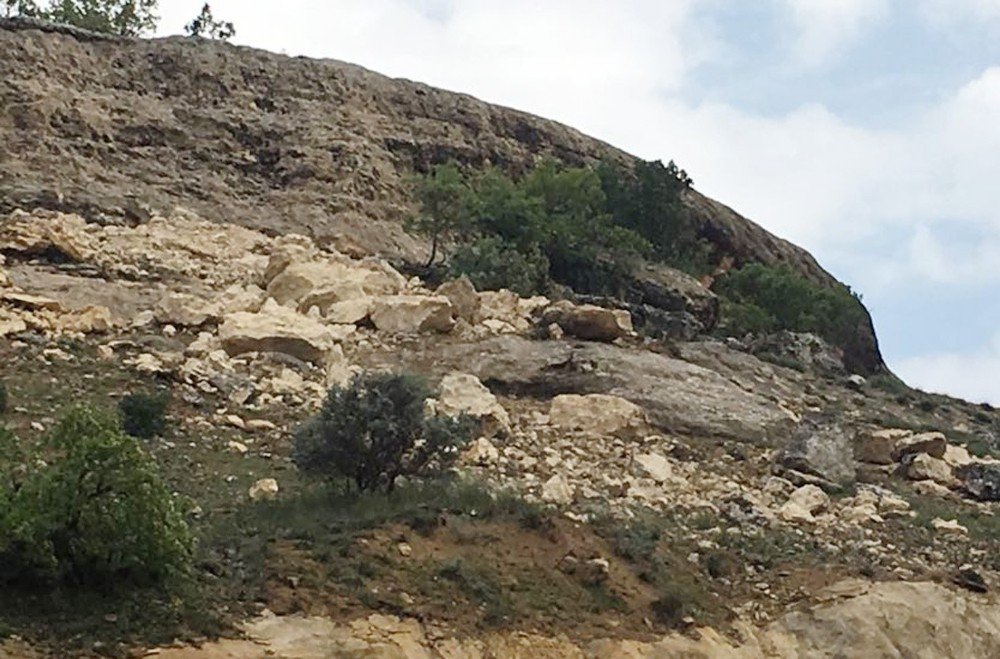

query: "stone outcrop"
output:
434 372 510 437
0 19 884 372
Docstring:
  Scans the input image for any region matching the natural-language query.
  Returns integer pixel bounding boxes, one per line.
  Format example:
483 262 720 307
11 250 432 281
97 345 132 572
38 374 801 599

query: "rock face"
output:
779 424 856 486
0 19 883 372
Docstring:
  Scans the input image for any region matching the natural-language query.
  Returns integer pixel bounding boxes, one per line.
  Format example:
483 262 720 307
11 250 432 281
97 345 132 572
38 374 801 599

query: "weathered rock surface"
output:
778 424 856 486
0 19 884 372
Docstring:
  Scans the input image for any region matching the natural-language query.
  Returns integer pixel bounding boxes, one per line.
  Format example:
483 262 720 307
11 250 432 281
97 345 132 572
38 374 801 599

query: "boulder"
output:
779 484 830 523
779 424 856 486
854 428 912 465
267 258 405 308
154 292 220 327
249 478 279 501
634 452 674 483
542 300 633 342
436 372 510 436
0 211 93 262
323 297 372 324
56 305 114 333
370 295 454 333
541 474 574 505
904 453 954 486
219 299 337 364
549 394 644 437
436 277 479 322
462 437 500 466
892 432 947 461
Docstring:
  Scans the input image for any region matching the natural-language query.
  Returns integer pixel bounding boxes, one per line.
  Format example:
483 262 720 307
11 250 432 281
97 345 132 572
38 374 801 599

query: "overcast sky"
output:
156 0 1000 404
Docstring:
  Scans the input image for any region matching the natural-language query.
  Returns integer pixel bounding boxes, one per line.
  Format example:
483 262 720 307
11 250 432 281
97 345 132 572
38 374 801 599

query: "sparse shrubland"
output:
0 406 192 587
119 390 169 439
4 0 159 36
293 373 474 492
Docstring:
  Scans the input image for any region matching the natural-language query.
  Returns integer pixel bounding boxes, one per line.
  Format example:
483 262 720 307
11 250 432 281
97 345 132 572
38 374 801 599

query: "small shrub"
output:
184 2 234 40
0 407 192 586
0 381 7 415
119 391 169 439
293 373 474 492
650 590 688 626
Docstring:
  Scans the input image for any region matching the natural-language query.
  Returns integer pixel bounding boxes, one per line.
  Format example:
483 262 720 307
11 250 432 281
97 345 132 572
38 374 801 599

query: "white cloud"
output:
781 0 890 67
920 0 1000 29
897 332 1000 404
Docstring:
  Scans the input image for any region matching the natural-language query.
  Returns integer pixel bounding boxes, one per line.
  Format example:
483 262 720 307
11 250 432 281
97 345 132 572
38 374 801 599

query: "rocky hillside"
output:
5 18 1000 659
0 18 882 372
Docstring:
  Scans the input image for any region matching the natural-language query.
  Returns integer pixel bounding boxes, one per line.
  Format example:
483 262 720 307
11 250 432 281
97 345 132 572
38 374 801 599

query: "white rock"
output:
370 295 455 334
549 394 644 437
931 518 968 536
634 453 674 483
541 474 575 505
436 372 510 436
248 478 279 501
779 485 829 523
906 453 955 486
219 299 337 364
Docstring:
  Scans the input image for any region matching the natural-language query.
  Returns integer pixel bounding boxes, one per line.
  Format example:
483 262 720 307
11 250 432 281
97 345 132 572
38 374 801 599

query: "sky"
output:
155 0 1000 404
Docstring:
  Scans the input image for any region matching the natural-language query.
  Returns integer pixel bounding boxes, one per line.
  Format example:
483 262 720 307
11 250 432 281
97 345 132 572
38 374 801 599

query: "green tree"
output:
36 0 158 36
408 163 475 268
293 373 473 493
2 0 40 17
184 2 234 40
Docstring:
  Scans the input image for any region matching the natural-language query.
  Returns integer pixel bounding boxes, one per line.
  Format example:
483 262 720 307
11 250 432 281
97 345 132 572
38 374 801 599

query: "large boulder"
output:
549 394 644 437
154 292 220 327
436 277 479 322
779 424 856 486
265 255 405 310
541 300 633 342
854 428 913 465
370 295 454 333
435 372 510 436
218 299 337 364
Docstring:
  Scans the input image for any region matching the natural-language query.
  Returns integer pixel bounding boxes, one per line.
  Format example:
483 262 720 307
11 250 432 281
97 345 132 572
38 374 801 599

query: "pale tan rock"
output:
634 453 674 483
542 300 633 342
0 211 93 262
56 305 114 333
854 428 911 465
477 289 522 324
436 372 510 436
549 394 644 436
779 484 829 523
0 310 27 337
463 437 500 466
1 291 62 311
931 518 968 536
154 292 219 327
267 258 405 308
913 479 954 498
906 453 954 485
219 299 337 364
323 297 372 324
944 444 974 467
541 473 574 504
894 431 947 461
436 277 479 322
370 295 454 333
245 419 278 432
248 478 279 501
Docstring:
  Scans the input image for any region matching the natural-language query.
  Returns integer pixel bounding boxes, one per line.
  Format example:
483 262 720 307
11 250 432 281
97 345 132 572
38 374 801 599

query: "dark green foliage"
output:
408 162 476 267
119 391 169 439
28 0 158 35
0 407 193 586
449 236 550 297
409 159 652 295
293 373 474 492
2 0 40 17
716 263 866 347
184 2 234 40
598 159 711 274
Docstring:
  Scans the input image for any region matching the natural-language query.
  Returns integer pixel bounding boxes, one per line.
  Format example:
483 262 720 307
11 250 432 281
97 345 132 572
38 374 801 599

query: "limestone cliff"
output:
0 17 882 372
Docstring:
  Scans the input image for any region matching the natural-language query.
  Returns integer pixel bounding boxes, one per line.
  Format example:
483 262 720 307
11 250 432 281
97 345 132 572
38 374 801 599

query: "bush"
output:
184 2 234 40
0 381 7 415
715 263 866 347
293 373 474 493
119 391 169 439
449 236 550 296
0 407 192 586
10 0 159 35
